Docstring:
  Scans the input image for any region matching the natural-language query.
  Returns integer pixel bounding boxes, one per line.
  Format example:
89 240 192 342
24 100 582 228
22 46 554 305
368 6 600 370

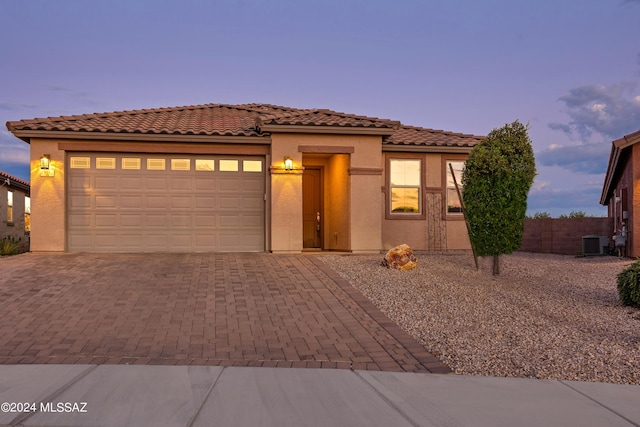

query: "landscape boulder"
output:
382 244 417 270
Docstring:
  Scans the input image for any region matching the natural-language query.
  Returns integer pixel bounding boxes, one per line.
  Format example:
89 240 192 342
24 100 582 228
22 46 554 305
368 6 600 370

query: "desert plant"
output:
0 235 21 256
617 261 640 307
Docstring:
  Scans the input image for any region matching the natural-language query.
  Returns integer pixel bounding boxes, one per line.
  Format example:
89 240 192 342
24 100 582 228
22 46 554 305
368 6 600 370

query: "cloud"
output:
536 141 610 175
0 130 29 165
549 82 640 142
0 102 38 111
527 185 606 217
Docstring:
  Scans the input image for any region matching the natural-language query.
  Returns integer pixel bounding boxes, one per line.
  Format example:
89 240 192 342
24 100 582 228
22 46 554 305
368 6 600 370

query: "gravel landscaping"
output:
320 252 640 385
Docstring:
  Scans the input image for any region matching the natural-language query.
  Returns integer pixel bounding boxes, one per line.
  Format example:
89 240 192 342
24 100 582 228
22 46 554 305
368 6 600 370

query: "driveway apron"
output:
0 253 448 373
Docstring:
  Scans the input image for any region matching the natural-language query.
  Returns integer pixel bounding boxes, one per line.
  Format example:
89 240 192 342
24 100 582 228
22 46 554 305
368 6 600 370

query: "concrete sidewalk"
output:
1 365 638 427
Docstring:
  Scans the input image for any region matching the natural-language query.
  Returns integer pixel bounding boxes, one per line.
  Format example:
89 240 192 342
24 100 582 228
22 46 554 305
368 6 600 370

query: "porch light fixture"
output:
284 156 293 171
40 154 54 177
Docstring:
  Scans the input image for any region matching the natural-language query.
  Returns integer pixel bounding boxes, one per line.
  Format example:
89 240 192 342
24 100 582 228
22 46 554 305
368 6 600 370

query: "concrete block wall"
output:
520 218 614 255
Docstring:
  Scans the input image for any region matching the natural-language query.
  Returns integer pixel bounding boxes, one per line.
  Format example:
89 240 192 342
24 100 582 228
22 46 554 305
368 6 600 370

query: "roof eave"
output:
382 144 475 153
9 130 271 144
600 129 640 205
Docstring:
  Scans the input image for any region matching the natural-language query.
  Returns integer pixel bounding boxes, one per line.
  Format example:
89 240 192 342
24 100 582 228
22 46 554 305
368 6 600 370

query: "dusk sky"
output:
2 0 639 216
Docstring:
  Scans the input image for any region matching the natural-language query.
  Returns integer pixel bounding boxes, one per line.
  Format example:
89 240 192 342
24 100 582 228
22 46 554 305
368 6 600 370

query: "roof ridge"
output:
7 103 256 126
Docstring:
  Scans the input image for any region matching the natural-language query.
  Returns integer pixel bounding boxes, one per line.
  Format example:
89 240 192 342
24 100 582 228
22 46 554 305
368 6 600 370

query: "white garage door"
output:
67 154 265 252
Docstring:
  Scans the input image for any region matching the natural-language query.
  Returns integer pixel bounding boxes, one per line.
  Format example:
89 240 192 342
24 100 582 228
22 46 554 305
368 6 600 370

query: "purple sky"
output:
2 0 639 216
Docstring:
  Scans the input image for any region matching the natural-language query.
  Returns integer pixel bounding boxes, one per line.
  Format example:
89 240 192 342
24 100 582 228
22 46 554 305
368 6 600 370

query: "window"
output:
171 159 190 171
243 160 262 172
122 158 141 170
389 159 421 214
70 157 91 169
24 196 30 232
195 159 215 171
7 191 13 223
96 158 116 169
446 161 465 214
147 159 166 170
219 160 239 172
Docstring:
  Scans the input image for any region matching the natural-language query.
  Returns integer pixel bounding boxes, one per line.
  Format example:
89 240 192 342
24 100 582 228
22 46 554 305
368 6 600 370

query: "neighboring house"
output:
0 170 30 251
600 128 640 257
6 103 482 253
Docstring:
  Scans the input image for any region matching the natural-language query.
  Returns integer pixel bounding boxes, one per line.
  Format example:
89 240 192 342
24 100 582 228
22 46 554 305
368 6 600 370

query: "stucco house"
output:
600 128 640 257
0 170 30 251
6 103 482 253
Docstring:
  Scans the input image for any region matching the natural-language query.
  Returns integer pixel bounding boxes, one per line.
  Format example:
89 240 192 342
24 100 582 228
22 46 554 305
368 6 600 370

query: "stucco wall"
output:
381 152 471 251
604 147 636 257
29 139 65 251
270 133 382 253
0 184 29 251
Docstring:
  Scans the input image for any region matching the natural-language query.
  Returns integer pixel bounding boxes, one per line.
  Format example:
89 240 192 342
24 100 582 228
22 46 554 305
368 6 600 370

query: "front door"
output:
303 168 322 248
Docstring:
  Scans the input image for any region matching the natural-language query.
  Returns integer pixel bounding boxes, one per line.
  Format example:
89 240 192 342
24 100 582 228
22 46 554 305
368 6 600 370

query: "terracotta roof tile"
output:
6 103 484 149
0 170 30 189
385 125 483 148
257 109 400 130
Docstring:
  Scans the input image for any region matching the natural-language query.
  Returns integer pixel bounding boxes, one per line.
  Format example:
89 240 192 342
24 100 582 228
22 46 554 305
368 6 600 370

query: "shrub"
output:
616 261 640 307
0 235 21 256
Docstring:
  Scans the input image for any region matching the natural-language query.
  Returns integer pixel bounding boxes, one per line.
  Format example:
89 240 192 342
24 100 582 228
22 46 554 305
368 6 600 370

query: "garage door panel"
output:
70 176 92 190
147 214 169 227
146 177 169 190
121 195 144 208
195 196 216 208
96 196 117 208
120 177 143 189
95 177 117 190
195 215 215 226
68 154 264 252
69 214 91 227
171 178 192 190
242 214 263 227
120 214 143 226
170 196 192 208
95 214 117 227
146 196 167 209
195 178 216 190
70 195 91 208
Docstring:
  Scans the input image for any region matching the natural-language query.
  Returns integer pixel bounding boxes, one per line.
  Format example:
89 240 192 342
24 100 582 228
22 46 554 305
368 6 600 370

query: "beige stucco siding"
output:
29 138 65 251
381 152 472 251
269 133 382 253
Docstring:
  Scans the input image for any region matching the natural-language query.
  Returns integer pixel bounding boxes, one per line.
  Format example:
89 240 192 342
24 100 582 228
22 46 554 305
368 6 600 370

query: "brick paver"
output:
0 253 449 373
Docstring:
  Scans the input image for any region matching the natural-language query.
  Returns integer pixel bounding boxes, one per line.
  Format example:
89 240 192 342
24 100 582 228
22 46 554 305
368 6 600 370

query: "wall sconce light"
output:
284 156 293 171
40 154 54 177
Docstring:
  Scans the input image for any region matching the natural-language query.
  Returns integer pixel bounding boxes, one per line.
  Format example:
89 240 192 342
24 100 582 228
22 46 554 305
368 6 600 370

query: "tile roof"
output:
0 170 30 191
256 109 400 130
6 103 483 149
384 125 484 148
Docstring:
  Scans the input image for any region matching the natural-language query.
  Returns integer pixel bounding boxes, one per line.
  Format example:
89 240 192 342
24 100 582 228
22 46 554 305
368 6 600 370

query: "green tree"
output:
462 120 537 275
526 211 551 219
559 210 589 219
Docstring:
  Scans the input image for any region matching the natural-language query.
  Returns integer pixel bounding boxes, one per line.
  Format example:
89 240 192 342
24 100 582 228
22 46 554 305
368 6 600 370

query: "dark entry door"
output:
303 168 322 248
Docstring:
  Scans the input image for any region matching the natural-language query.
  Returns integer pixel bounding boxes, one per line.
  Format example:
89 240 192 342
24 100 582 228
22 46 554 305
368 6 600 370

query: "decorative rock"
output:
382 244 418 270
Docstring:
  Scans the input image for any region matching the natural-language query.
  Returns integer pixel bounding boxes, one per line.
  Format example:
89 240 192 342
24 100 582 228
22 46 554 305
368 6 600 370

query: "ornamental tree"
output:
462 120 536 275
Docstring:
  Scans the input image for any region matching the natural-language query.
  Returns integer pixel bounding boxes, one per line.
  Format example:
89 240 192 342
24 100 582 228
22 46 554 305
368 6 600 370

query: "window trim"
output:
385 155 426 220
443 156 467 220
7 190 13 224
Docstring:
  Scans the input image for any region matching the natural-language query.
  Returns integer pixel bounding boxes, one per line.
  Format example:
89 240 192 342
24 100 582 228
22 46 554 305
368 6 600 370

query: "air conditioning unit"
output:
582 235 609 256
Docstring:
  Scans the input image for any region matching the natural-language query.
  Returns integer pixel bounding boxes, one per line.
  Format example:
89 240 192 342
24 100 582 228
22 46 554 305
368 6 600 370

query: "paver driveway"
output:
0 253 448 373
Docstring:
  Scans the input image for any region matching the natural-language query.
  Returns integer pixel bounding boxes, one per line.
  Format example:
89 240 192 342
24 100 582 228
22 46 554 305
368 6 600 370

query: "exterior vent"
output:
582 235 609 256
